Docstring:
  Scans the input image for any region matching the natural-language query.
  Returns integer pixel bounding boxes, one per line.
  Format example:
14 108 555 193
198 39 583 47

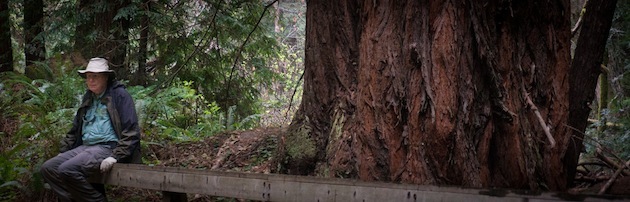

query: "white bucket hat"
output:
78 58 115 78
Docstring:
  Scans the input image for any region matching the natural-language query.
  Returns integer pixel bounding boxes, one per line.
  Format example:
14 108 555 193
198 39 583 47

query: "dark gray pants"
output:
40 145 112 202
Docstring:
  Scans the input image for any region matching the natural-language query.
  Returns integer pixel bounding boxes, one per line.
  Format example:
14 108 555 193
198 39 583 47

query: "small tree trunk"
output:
134 0 150 86
24 0 46 66
109 0 131 79
74 0 130 77
566 0 618 187
607 1 630 99
74 0 95 57
24 0 49 80
0 0 12 72
596 72 609 136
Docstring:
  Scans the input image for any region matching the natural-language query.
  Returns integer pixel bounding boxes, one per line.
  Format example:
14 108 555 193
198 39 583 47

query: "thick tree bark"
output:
24 0 45 65
566 0 618 188
283 0 575 190
0 0 12 72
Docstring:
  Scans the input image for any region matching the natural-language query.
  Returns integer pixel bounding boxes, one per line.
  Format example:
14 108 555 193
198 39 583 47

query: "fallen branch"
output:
578 161 609 168
211 134 239 170
524 91 556 148
575 175 609 183
587 118 623 127
575 168 589 176
598 159 630 195
596 148 630 176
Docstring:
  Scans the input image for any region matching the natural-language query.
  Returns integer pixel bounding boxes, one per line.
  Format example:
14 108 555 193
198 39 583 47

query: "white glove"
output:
100 157 117 173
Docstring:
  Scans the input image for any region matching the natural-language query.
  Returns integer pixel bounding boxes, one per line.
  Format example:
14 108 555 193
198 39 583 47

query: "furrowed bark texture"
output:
286 0 573 190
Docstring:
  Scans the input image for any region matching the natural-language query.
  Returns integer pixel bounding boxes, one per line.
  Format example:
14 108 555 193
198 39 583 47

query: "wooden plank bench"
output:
90 164 624 202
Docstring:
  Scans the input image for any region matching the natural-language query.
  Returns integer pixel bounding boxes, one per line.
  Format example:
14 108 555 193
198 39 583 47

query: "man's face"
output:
85 73 108 94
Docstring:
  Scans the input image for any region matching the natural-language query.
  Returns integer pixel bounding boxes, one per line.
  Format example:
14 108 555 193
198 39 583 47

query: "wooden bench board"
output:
94 164 624 202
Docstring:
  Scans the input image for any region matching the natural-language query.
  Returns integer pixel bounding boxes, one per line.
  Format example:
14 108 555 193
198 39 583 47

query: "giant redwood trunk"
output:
282 0 575 190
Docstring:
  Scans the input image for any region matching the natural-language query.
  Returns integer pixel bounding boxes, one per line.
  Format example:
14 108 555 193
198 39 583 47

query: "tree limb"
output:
596 148 630 176
598 159 630 195
571 0 589 37
524 90 556 148
225 0 279 105
285 71 304 121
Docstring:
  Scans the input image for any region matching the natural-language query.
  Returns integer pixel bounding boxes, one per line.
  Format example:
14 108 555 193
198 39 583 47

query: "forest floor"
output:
38 127 630 201
107 127 284 201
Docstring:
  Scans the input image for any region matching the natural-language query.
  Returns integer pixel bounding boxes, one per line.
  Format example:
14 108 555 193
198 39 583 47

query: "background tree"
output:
24 0 45 66
607 1 630 100
132 0 150 86
0 0 12 72
73 0 130 77
566 0 618 187
73 0 96 58
599 0 630 162
108 0 131 78
1 0 295 199
23 0 49 80
281 0 577 190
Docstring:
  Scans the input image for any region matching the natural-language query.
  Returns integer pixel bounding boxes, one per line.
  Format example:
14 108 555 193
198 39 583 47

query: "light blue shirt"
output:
82 93 118 145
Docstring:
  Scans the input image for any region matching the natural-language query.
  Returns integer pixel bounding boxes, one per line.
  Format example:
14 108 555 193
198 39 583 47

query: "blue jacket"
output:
60 81 141 163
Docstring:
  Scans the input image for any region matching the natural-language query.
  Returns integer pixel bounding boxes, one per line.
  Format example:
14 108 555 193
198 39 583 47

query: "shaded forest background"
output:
1 0 306 200
0 0 629 201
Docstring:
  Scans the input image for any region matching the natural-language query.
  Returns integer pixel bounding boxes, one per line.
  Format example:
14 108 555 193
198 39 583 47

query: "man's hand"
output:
100 157 117 173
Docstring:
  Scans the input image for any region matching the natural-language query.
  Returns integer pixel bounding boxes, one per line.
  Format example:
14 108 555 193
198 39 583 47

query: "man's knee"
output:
57 164 83 181
40 159 57 178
